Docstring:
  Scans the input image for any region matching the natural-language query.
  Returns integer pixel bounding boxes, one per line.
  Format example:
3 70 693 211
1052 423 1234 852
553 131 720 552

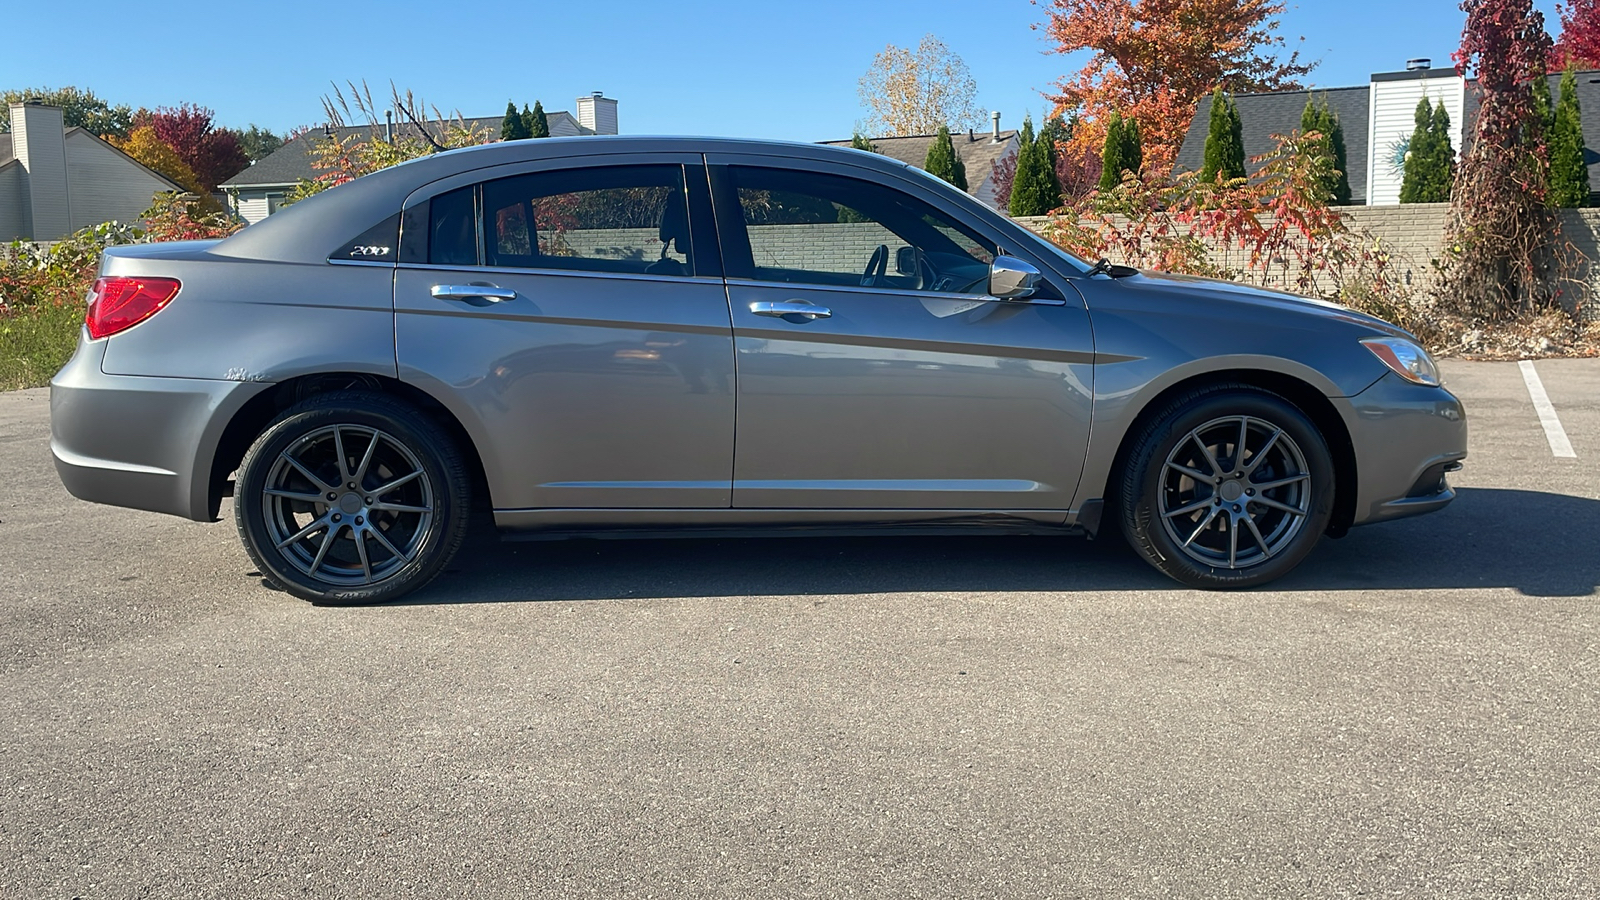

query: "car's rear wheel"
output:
234 392 470 605
1119 386 1335 589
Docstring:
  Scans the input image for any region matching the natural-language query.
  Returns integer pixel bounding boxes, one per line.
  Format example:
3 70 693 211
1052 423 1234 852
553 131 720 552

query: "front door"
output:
395 158 735 511
708 160 1095 511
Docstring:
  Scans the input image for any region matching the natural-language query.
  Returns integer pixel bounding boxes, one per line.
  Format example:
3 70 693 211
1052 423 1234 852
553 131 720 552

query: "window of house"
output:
726 166 996 294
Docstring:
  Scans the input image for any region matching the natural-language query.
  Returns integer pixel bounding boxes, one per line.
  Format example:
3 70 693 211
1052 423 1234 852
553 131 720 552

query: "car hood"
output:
1109 269 1413 339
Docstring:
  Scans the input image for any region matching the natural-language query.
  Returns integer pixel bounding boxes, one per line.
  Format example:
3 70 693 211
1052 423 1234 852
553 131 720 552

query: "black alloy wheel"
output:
235 392 470 604
1119 386 1335 589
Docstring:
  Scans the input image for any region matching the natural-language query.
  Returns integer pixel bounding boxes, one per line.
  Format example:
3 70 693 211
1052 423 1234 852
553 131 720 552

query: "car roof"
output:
213 137 919 264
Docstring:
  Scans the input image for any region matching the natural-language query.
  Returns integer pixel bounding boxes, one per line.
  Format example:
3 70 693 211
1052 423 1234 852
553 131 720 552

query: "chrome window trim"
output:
327 258 398 268
395 262 724 286
726 277 1067 306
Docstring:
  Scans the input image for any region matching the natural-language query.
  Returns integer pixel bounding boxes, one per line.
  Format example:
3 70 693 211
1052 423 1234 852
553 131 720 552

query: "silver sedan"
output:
50 137 1466 603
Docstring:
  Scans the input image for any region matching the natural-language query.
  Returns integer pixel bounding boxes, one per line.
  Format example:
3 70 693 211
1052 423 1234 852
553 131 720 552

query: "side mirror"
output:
988 255 1042 300
895 246 918 275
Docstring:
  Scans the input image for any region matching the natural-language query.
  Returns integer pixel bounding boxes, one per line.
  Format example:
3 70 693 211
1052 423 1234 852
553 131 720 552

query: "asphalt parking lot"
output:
1 359 1596 899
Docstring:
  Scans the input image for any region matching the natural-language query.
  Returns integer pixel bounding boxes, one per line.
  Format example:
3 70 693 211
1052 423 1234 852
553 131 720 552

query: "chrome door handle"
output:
749 300 832 320
431 284 517 302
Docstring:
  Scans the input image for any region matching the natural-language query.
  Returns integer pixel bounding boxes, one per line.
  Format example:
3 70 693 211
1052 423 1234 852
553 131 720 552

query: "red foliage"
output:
991 141 1100 212
1036 0 1314 173
1550 0 1600 68
1055 140 1105 205
989 154 1017 208
1452 0 1551 198
1446 0 1565 317
135 104 250 193
140 194 244 243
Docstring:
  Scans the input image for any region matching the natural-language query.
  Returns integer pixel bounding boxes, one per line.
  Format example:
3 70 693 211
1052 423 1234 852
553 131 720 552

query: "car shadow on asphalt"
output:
399 487 1598 605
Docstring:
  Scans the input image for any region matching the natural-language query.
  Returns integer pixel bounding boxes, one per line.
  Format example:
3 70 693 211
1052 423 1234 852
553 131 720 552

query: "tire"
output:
234 391 471 605
1118 386 1335 589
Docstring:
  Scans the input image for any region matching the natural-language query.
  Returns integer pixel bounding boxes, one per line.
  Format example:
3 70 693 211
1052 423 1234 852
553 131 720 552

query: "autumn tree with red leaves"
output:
1550 0 1600 69
134 104 249 193
1441 0 1568 318
1035 0 1314 173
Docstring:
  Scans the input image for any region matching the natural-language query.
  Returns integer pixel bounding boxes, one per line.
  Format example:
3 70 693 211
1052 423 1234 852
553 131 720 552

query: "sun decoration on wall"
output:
1386 134 1413 178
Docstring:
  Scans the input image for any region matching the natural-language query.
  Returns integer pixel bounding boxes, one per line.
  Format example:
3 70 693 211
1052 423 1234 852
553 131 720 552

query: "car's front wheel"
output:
234 392 470 605
1119 386 1335 589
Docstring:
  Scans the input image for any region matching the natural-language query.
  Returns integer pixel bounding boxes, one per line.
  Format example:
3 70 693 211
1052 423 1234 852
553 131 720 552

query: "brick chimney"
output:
9 101 71 240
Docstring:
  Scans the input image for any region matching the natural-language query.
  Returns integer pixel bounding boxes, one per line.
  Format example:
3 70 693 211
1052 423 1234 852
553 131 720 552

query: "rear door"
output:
707 157 1095 512
394 154 735 511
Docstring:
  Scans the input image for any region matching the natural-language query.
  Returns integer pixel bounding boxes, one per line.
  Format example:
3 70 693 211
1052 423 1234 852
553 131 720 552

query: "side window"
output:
484 165 693 276
429 185 478 266
727 166 995 293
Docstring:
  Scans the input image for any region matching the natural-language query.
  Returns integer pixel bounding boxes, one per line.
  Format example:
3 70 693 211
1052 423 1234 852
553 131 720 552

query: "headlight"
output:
1361 337 1440 386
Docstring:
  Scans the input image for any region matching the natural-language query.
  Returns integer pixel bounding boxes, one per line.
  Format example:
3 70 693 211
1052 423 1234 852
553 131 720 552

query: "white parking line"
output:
1519 360 1577 458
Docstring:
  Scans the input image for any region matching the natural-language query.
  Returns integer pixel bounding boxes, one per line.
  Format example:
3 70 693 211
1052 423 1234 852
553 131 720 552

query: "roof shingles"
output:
820 130 1020 193
1175 87 1371 202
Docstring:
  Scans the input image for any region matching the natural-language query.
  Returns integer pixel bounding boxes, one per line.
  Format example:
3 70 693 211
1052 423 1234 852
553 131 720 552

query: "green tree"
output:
1099 111 1143 190
1300 96 1352 204
1098 112 1124 191
1549 66 1592 207
502 101 530 140
0 86 133 139
1400 98 1453 203
229 124 285 163
1040 114 1071 154
1010 115 1063 216
525 101 550 138
1532 67 1556 135
923 124 968 190
1200 88 1246 182
850 132 878 153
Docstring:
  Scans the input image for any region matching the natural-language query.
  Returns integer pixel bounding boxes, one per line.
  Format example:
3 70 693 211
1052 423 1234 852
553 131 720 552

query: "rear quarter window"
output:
329 213 401 263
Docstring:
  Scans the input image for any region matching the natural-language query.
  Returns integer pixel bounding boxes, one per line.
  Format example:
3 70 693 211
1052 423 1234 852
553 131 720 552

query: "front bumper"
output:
51 337 271 522
1344 371 1468 526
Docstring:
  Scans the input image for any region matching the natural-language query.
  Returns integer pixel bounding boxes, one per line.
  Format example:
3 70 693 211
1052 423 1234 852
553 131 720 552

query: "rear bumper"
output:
1344 372 1468 526
51 338 271 522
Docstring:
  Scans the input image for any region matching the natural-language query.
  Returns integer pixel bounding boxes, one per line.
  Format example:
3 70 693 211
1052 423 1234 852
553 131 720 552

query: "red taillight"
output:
85 276 182 340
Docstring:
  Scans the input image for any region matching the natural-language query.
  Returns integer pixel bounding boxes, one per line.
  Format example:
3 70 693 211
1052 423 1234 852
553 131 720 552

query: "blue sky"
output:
0 0 1569 141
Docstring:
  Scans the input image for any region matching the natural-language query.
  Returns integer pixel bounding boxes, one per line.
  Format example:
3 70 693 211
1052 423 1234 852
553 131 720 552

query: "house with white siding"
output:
0 101 180 241
222 93 620 224
1175 61 1600 205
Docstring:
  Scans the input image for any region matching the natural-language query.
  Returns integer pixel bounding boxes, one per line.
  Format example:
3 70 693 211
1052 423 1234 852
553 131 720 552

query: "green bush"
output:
1099 111 1143 191
924 125 967 190
501 101 530 140
1010 116 1063 217
1549 67 1591 207
1200 88 1245 183
1301 95 1352 204
0 221 143 389
1400 98 1453 203
526 102 550 139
